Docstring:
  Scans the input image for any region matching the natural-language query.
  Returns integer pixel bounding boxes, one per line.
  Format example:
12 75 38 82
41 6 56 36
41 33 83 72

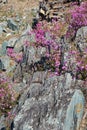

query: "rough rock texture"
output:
0 1 87 130
0 55 16 72
75 26 87 52
0 116 6 130
12 72 85 130
0 23 86 130
13 45 47 82
0 0 7 4
7 18 18 31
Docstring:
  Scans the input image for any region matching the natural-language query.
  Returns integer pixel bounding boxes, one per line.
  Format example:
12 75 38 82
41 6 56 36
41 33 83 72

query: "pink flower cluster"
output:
0 77 16 115
66 2 87 38
26 15 86 77
7 48 23 62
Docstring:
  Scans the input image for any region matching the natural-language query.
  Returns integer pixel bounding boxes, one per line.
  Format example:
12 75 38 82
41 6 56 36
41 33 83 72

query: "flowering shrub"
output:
33 21 67 45
0 77 17 116
66 1 87 39
25 11 87 77
68 46 87 79
32 21 64 75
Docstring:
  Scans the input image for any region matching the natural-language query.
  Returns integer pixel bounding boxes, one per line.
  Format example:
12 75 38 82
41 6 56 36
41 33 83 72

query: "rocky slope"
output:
0 0 87 130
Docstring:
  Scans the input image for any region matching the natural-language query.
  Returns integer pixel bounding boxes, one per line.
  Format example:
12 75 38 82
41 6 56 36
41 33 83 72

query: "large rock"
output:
76 26 87 39
0 55 16 72
1 41 8 55
75 26 87 52
13 46 47 82
64 90 84 130
0 21 7 35
26 46 46 64
0 116 6 130
7 18 18 31
13 33 35 53
13 72 85 130
0 26 3 35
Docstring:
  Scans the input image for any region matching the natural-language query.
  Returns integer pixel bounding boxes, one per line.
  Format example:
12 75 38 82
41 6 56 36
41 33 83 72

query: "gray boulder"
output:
13 72 85 130
1 41 8 55
13 33 35 53
0 55 16 72
0 21 7 35
13 45 47 82
75 26 87 52
7 18 18 31
0 26 3 35
0 116 6 130
8 37 18 47
64 90 85 130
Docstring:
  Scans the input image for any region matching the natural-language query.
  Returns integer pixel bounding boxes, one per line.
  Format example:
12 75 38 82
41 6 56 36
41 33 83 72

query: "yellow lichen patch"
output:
7 72 14 78
75 103 83 113
10 60 15 66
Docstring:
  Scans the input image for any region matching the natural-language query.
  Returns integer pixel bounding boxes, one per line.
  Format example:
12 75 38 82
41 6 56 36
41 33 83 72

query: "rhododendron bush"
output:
71 2 87 27
33 21 67 46
0 77 17 116
66 1 87 39
32 21 63 75
24 3 87 76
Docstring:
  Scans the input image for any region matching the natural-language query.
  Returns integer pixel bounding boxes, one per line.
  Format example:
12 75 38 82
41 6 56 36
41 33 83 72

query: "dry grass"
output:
0 0 39 44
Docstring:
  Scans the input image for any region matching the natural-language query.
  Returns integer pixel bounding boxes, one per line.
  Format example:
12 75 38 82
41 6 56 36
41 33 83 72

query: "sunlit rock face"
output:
75 26 87 52
13 72 85 130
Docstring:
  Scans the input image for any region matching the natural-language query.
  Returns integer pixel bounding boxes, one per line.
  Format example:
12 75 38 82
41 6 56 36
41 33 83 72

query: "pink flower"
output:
7 48 14 56
85 65 87 70
24 40 30 47
80 66 84 70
